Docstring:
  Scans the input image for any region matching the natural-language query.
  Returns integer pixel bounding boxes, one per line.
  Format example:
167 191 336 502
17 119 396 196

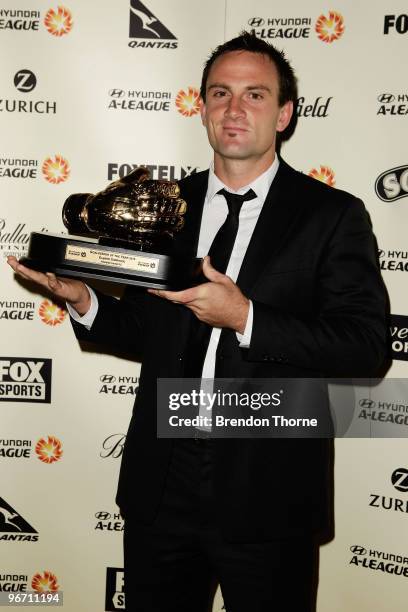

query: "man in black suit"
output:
9 33 386 611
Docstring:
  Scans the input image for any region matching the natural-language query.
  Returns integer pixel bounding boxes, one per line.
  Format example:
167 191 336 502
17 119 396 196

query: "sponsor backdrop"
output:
1 0 407 610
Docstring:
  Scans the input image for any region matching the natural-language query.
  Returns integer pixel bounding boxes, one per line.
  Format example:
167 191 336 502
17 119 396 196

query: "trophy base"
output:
20 232 202 290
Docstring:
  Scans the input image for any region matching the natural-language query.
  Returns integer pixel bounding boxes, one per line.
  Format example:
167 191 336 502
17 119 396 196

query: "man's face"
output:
200 50 293 164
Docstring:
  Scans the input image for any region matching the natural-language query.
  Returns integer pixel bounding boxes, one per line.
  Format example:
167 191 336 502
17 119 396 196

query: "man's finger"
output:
45 272 61 291
203 256 228 283
148 286 199 303
9 260 48 287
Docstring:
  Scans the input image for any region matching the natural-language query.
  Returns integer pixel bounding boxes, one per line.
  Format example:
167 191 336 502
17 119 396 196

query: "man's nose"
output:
225 95 245 118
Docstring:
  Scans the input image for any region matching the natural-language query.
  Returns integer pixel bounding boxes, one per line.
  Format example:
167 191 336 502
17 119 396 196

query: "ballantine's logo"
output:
38 299 66 326
35 436 63 463
44 6 72 37
100 434 126 459
315 11 345 43
308 165 336 187
31 571 59 592
175 87 200 117
42 155 70 184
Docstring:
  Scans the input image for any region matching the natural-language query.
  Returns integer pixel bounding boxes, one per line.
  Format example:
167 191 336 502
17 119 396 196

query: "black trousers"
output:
124 439 319 612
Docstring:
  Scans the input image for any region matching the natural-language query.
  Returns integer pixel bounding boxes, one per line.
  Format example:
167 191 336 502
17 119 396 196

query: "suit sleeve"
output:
247 199 388 376
70 285 148 358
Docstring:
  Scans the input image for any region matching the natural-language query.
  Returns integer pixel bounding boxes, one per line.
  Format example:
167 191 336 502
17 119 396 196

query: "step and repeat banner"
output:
1 1 408 610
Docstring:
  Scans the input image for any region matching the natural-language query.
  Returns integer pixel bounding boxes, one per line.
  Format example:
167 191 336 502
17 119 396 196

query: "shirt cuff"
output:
66 285 98 330
236 300 253 348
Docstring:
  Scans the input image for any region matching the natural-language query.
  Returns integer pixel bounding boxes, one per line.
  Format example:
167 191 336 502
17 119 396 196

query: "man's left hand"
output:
148 256 249 334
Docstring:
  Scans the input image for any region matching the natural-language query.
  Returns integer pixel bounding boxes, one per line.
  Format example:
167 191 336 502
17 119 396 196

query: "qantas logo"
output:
129 0 176 40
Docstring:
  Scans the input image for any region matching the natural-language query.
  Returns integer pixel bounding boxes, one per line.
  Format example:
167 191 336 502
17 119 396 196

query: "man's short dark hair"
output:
200 31 298 106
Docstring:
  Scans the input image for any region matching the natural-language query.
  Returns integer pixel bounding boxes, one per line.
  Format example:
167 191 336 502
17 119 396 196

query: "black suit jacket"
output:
72 160 387 540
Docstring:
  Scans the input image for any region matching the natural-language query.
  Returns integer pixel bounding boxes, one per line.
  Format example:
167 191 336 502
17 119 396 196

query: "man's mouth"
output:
223 126 247 132
222 126 248 137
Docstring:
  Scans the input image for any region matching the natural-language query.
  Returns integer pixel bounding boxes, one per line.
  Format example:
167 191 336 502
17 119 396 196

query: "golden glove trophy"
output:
21 168 201 289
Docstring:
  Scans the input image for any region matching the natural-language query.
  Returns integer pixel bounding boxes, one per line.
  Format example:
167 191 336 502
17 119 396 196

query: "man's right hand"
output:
7 256 91 315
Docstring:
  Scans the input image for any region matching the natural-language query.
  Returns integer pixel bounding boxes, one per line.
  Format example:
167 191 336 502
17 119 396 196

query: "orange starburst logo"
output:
35 436 63 464
39 299 67 326
42 155 70 184
309 165 336 187
315 11 345 43
44 6 73 37
32 571 59 593
175 87 201 117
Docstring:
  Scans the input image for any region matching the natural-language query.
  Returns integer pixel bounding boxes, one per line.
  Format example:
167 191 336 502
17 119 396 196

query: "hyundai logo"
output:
95 511 111 520
350 545 366 555
377 93 395 104
109 89 125 98
248 17 265 27
100 374 116 383
359 398 375 409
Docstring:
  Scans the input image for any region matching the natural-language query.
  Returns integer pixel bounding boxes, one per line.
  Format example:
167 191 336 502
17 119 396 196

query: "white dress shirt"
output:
68 158 280 380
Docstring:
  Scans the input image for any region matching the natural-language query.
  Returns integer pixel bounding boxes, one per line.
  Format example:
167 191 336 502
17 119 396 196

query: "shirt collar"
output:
206 156 280 204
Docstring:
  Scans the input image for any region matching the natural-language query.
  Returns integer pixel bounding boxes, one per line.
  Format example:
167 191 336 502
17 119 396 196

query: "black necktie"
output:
208 188 256 274
184 188 256 378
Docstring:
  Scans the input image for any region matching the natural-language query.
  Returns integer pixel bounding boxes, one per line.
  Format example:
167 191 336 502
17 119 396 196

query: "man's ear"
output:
276 100 293 133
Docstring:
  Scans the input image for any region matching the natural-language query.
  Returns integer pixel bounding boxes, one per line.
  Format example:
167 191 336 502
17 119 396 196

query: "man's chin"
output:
214 144 253 161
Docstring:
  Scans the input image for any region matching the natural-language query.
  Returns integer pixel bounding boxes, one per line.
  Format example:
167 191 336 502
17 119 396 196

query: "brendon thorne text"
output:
168 414 318 429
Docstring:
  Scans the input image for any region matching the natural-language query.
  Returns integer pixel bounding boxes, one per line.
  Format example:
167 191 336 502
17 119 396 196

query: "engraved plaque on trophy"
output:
20 168 202 289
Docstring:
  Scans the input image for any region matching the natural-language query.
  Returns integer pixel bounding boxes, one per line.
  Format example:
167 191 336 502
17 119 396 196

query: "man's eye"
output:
213 90 227 97
249 92 263 100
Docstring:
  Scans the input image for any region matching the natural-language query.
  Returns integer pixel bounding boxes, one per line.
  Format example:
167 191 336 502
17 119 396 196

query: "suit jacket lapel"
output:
176 170 209 257
170 171 209 346
237 160 303 295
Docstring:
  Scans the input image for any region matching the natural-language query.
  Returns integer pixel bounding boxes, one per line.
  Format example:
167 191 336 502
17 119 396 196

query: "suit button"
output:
177 355 184 361
262 354 269 361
